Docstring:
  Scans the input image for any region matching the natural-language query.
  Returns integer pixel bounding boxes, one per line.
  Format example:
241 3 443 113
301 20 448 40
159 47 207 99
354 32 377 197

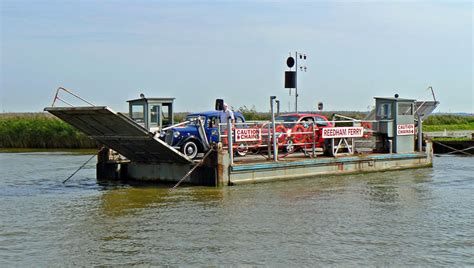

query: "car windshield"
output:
275 116 299 122
275 116 301 128
185 115 206 126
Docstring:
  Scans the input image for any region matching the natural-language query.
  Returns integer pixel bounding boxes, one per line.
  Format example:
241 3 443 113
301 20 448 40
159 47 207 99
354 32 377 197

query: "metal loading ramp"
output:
364 100 439 120
44 106 192 164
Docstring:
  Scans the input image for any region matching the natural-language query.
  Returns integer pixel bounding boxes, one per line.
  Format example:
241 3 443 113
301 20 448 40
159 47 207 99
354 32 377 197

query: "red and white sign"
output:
322 127 364 138
397 124 415 136
235 128 261 142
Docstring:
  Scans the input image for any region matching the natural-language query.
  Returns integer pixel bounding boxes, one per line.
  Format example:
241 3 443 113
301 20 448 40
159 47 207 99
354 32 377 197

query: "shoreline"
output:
0 148 97 154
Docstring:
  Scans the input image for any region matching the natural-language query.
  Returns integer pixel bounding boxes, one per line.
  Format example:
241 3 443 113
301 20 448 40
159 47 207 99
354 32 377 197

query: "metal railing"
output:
51 87 95 107
218 119 377 162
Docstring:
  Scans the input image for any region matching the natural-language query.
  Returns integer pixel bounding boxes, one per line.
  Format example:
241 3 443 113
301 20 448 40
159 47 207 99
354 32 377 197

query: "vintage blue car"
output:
160 111 245 159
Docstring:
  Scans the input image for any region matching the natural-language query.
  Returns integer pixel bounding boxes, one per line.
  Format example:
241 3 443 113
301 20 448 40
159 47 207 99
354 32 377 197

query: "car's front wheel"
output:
182 141 199 159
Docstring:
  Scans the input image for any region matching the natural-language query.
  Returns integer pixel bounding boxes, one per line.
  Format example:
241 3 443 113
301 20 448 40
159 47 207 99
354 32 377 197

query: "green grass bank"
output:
0 113 97 149
421 114 474 132
0 112 472 149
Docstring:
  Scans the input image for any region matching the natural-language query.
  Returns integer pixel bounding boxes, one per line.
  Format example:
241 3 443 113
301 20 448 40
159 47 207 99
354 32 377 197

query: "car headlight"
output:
159 132 166 138
173 131 181 138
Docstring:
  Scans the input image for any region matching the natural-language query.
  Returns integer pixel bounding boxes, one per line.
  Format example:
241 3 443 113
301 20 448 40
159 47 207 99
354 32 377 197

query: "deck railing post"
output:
312 122 316 157
267 123 271 159
417 113 423 152
227 120 234 165
270 96 278 161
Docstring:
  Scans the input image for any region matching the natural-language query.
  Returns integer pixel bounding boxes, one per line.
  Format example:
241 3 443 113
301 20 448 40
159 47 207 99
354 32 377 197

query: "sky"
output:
1 0 472 113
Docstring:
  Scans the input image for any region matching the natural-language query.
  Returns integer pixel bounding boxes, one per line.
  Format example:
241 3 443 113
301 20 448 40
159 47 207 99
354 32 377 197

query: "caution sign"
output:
397 124 415 136
235 128 261 142
322 127 364 138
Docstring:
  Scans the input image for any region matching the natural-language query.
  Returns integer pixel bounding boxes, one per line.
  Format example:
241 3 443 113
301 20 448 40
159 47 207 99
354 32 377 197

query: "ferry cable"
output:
170 149 214 190
62 147 104 184
62 155 96 184
433 141 473 156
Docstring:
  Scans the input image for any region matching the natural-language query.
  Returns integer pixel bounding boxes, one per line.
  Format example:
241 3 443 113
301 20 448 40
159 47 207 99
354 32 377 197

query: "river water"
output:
0 152 473 266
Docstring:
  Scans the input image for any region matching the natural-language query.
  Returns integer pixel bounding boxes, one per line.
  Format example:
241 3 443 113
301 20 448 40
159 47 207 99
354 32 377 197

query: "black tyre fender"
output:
235 143 248 157
323 139 331 156
284 139 296 153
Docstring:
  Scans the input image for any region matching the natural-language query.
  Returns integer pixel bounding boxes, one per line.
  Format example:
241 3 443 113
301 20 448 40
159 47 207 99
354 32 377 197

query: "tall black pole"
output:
295 51 298 113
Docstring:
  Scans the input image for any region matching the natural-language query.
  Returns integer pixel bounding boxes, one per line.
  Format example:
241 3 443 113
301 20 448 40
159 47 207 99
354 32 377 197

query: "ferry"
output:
45 87 438 186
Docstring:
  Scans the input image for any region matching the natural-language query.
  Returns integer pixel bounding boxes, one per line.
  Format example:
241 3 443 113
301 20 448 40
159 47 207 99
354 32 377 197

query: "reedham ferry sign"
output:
322 127 364 138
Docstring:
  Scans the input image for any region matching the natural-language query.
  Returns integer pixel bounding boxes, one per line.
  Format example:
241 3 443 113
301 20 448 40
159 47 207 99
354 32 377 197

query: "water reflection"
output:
361 169 433 204
276 175 348 202
97 185 226 218
272 167 433 206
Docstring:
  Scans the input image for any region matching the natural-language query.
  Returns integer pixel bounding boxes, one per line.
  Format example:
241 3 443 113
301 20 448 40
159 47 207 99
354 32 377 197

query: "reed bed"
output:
0 113 97 149
422 114 474 132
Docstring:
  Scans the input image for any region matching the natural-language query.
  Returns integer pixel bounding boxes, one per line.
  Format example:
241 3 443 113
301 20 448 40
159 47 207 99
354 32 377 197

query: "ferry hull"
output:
98 143 433 186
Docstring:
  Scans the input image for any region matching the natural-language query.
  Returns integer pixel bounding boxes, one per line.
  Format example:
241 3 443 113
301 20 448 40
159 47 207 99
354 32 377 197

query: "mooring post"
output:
227 120 234 165
312 122 316 157
267 123 271 159
270 96 278 161
417 113 423 152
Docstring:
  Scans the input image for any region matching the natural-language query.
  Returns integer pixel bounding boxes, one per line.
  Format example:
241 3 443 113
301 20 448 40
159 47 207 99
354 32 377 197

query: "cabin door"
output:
149 104 162 131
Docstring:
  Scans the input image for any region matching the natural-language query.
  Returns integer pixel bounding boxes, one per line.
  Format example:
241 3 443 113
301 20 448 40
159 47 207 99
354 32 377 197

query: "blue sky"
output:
1 0 472 113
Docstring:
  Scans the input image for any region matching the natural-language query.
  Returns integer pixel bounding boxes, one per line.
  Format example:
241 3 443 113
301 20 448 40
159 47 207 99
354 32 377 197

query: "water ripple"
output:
0 153 473 266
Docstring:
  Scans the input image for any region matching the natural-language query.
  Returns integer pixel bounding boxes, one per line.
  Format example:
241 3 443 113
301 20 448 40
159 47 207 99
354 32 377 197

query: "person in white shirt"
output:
221 103 235 127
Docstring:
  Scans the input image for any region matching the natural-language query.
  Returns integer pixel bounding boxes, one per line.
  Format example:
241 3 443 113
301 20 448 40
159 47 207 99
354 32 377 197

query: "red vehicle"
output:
274 113 333 153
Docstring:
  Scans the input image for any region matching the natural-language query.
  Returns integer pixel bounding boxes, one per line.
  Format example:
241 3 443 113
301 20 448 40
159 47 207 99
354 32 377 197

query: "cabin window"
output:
377 103 392 119
161 104 171 126
398 103 413 115
131 104 145 123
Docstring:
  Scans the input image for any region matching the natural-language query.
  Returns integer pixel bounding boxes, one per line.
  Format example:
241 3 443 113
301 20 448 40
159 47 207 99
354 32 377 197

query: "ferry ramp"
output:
44 106 192 164
365 100 439 120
